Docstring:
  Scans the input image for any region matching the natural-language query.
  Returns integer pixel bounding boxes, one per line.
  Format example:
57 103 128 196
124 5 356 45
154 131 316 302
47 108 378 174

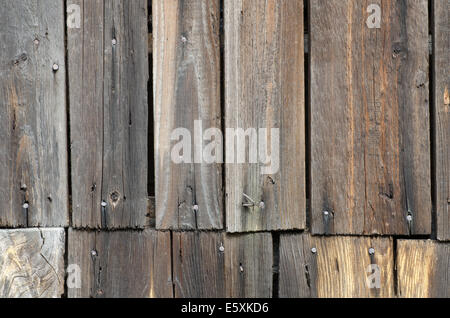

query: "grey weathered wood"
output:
397 240 449 297
310 0 431 235
153 0 223 230
0 0 68 227
279 234 394 298
434 0 450 241
0 228 65 298
68 229 172 298
225 0 306 232
224 233 273 298
68 0 148 229
172 232 272 298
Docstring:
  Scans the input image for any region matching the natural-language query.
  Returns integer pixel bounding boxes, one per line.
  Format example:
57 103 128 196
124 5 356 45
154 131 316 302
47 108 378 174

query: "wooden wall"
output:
0 0 448 298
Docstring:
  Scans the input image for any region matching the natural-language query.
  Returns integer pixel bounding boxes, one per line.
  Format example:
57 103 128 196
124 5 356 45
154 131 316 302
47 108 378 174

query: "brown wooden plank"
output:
225 0 305 232
68 229 172 298
173 232 272 298
0 0 68 227
434 0 450 241
279 234 394 298
0 228 65 298
397 240 449 297
310 0 431 235
153 0 222 230
68 0 148 228
224 233 273 298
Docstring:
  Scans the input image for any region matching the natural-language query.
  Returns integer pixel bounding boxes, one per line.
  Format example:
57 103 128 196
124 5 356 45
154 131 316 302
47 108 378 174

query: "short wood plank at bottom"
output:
279 234 394 298
172 232 272 298
68 229 172 298
397 240 449 298
0 228 65 298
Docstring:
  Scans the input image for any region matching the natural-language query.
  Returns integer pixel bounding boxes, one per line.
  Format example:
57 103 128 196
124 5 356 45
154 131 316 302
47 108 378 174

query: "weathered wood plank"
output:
68 0 148 228
153 0 222 230
172 232 272 298
225 0 305 232
224 233 273 298
0 0 68 227
68 229 172 298
279 234 394 298
397 240 449 297
434 0 450 241
0 228 65 298
310 0 431 235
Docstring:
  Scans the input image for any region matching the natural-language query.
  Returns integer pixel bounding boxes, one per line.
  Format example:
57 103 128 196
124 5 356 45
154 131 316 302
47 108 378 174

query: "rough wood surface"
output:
172 232 272 298
68 229 172 298
397 240 449 297
434 0 450 241
0 0 68 227
279 234 394 298
225 0 305 232
153 0 222 230
224 233 273 298
68 0 148 229
0 228 65 298
310 0 431 235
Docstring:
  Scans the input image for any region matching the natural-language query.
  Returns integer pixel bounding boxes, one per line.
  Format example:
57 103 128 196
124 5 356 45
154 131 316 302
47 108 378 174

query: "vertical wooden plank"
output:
279 234 394 298
310 0 431 235
225 0 305 232
224 233 273 298
68 0 148 228
434 0 450 241
397 240 449 297
0 0 68 227
68 229 172 298
0 229 65 298
172 232 225 298
153 0 222 230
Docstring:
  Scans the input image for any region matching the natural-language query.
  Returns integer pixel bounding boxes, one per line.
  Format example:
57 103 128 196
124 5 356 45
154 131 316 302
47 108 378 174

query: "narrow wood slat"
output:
0 0 68 227
310 0 431 235
172 232 272 298
397 240 449 297
0 228 65 298
434 0 450 241
153 0 222 230
279 234 394 298
68 229 172 298
68 0 148 228
225 0 305 232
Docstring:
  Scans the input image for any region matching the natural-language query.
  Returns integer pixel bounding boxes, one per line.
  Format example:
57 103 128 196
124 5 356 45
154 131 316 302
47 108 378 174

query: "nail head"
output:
22 202 29 209
219 245 225 252
369 248 375 255
101 201 107 207
52 63 59 71
311 247 317 254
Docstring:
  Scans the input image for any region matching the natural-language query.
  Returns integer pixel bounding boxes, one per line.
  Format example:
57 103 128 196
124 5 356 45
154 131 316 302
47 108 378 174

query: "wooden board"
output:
397 240 449 297
224 0 305 232
153 0 223 230
68 0 148 228
68 229 172 298
0 228 65 298
173 232 272 298
0 0 68 227
310 0 431 235
279 234 394 298
434 0 450 241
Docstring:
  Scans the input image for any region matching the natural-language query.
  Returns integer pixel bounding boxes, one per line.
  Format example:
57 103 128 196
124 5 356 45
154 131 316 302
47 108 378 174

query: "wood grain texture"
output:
397 240 449 297
153 0 222 230
0 0 68 227
224 233 273 298
172 232 272 298
225 0 305 232
310 0 431 235
68 0 148 229
68 229 172 298
0 228 65 298
279 234 394 298
434 0 450 241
